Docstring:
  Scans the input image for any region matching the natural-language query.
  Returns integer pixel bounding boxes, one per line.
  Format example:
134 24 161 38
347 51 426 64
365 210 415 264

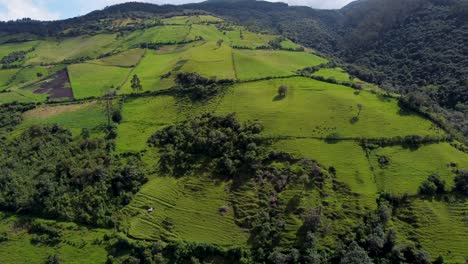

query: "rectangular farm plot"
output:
215 77 445 139
180 42 236 80
0 40 38 59
20 101 107 136
370 142 468 195
120 50 181 94
126 176 248 246
123 26 190 46
233 49 328 80
68 63 131 99
20 69 73 101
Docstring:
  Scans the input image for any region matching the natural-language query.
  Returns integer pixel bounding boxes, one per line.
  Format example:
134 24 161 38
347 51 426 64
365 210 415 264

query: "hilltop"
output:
0 4 467 264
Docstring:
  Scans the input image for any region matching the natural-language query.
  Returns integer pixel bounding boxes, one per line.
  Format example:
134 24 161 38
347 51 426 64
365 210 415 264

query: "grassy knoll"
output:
271 139 377 202
26 34 117 64
215 77 444 138
180 41 236 80
394 198 468 263
91 48 145 67
312 67 352 82
125 176 248 246
68 63 131 99
19 101 107 136
369 143 468 195
116 96 179 152
0 213 109 264
233 50 327 80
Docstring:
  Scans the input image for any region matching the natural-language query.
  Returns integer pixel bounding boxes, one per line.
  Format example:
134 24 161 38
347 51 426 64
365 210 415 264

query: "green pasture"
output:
125 176 248 246
280 39 302 50
187 24 227 42
26 34 117 64
116 96 179 152
181 41 236 80
226 28 277 48
233 50 327 80
215 77 444 138
271 139 377 200
369 143 468 195
312 67 352 82
119 49 181 94
68 63 131 99
0 91 45 104
91 48 145 67
123 25 190 46
18 101 107 136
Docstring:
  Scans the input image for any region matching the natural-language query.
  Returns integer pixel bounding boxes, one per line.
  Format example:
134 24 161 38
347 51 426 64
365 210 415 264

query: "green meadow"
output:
26 34 117 64
162 15 223 25
312 67 352 82
215 77 443 138
233 50 327 80
19 102 107 136
370 143 468 195
68 63 131 99
123 25 190 46
90 48 145 67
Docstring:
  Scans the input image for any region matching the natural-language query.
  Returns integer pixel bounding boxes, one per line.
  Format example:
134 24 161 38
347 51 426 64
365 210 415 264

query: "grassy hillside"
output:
0 14 466 264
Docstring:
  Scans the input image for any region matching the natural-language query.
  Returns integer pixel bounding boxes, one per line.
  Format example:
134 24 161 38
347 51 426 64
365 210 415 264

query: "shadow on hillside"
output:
273 95 285 101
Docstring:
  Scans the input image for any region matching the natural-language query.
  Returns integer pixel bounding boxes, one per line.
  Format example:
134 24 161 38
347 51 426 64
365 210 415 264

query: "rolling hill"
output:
0 3 467 264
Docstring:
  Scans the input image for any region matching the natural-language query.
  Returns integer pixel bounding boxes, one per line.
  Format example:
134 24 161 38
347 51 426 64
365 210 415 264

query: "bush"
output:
419 174 445 196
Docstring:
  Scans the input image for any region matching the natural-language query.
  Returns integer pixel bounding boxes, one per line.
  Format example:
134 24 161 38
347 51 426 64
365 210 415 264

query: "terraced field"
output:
125 176 248 246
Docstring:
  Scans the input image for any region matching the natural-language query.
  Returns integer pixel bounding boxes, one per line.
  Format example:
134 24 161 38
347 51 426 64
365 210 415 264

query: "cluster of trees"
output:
0 102 35 133
174 72 234 100
1 50 27 66
148 113 263 177
0 125 147 226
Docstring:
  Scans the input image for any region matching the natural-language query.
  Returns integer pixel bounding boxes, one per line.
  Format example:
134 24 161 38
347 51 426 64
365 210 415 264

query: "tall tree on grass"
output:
131 74 143 92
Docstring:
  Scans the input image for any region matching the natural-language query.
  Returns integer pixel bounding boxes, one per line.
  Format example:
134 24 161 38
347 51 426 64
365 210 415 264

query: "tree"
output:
131 74 142 92
454 170 468 196
112 109 122 123
340 241 373 264
278 85 288 97
217 39 224 47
